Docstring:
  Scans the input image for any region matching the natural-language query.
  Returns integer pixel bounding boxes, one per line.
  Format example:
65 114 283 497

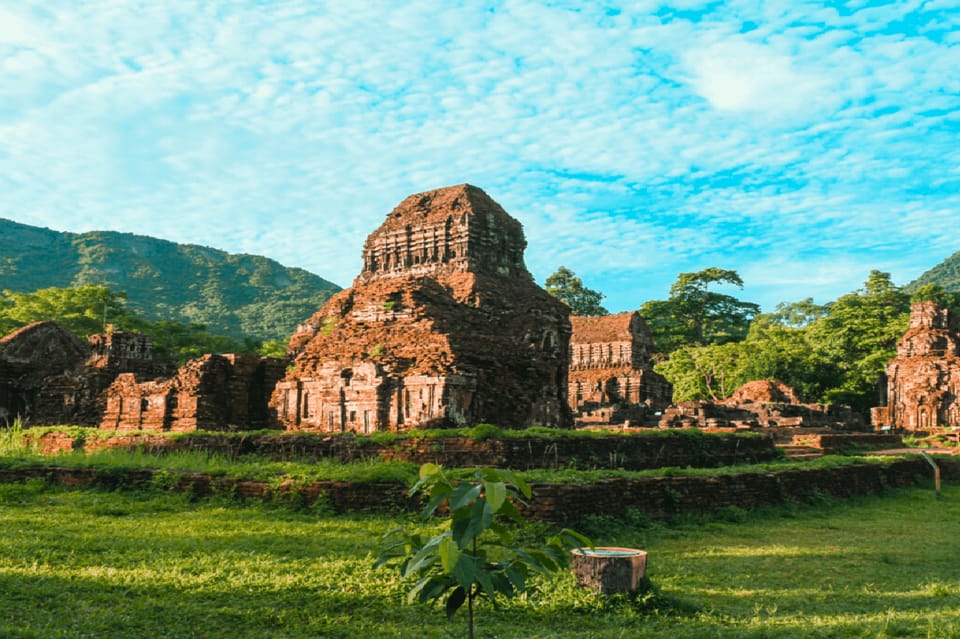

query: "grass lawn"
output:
0 480 958 638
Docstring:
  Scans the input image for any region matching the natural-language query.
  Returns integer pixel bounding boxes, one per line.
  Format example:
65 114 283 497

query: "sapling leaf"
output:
408 575 440 604
403 535 443 578
452 554 481 590
504 563 527 592
421 489 451 520
439 536 459 574
492 571 515 597
498 496 525 524
420 462 442 479
475 569 498 607
449 483 482 511
446 586 467 619
558 527 594 551
485 481 506 512
416 576 451 604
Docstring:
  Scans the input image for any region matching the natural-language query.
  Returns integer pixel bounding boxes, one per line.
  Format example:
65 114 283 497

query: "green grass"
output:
1 481 958 638
0 447 421 486
519 453 903 483
0 439 905 489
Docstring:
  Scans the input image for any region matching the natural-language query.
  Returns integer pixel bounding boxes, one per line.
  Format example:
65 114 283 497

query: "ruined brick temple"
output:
272 184 572 432
567 312 672 425
1 322 93 425
660 379 863 430
0 324 173 426
7 181 915 436
0 322 284 432
872 301 960 430
101 353 286 432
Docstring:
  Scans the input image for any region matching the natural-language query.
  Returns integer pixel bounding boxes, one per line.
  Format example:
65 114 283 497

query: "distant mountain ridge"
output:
0 217 341 341
905 249 960 294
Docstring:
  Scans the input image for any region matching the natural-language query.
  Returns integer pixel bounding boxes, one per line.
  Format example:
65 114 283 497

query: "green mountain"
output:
0 218 341 341
905 249 960 294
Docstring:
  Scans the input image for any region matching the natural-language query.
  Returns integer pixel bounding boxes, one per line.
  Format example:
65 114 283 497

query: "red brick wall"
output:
30 430 778 470
2 458 955 526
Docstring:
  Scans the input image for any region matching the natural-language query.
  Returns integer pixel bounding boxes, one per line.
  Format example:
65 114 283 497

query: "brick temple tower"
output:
272 184 572 432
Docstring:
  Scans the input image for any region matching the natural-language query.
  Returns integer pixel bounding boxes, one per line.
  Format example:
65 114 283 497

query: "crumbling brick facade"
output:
273 184 572 433
0 322 90 425
659 379 863 430
872 301 960 430
101 354 286 432
0 321 283 432
568 312 672 426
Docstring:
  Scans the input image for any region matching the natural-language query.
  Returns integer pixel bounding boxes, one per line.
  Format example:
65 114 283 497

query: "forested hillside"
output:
0 218 340 341
905 249 960 293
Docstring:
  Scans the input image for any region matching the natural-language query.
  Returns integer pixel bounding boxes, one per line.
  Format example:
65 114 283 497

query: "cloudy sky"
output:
2 1 958 313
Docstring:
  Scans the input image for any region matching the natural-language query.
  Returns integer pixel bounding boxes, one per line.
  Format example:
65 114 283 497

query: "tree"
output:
653 312 841 404
147 320 247 362
909 283 960 313
765 298 828 328
651 271 916 412
654 342 744 401
640 268 759 352
736 313 840 402
545 266 608 316
376 464 590 639
0 285 136 337
805 270 910 411
0 285 257 364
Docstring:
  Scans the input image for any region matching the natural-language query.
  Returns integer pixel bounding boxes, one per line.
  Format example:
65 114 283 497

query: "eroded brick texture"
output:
101 354 286 432
273 184 572 433
872 302 960 430
0 321 283 432
0 323 171 426
567 312 672 426
660 379 864 429
0 322 88 424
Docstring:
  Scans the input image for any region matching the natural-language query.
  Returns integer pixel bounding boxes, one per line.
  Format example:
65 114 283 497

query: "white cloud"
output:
681 38 839 116
0 0 957 316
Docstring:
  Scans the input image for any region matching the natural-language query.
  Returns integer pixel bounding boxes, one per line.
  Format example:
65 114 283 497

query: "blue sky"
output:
1 1 958 314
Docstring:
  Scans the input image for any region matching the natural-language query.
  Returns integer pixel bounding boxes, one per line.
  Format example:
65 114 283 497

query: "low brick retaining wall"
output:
525 458 960 526
33 430 778 470
0 466 416 513
791 433 904 453
2 458 957 526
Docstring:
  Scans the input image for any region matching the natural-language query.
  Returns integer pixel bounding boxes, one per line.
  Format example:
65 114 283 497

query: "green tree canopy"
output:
544 266 608 316
909 283 960 313
652 271 908 411
805 270 910 411
0 285 137 337
0 285 282 364
640 267 760 352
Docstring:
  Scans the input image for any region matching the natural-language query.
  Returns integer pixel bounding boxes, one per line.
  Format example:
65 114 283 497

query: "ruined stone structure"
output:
722 380 799 406
0 321 283 432
273 184 572 433
659 380 863 430
0 324 178 426
0 322 90 425
567 312 672 425
101 354 286 432
872 302 960 430
87 329 156 369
